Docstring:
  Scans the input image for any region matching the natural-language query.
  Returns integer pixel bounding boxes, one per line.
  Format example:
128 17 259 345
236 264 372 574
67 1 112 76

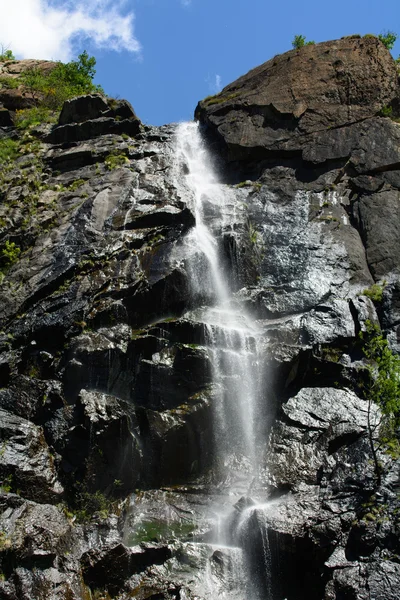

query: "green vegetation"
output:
378 31 397 50
292 35 315 49
203 92 239 106
14 107 57 130
0 474 13 494
321 346 343 363
360 320 400 486
74 489 112 522
105 151 129 170
246 219 264 277
0 138 19 164
69 179 86 192
0 76 19 89
235 181 252 188
126 519 195 545
380 105 393 118
0 241 21 271
362 282 386 303
20 50 103 111
0 47 15 61
248 221 259 245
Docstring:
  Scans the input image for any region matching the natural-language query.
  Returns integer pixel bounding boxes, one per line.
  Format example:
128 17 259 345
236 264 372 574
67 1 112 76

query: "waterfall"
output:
173 121 263 493
172 122 269 598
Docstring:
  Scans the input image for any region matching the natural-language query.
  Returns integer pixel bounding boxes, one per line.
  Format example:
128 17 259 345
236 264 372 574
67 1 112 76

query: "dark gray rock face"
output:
59 94 111 125
0 409 64 502
1 37 400 600
50 94 141 142
0 106 13 126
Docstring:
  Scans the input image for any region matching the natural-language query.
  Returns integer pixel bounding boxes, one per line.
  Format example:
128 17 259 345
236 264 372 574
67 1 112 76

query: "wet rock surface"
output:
0 39 400 599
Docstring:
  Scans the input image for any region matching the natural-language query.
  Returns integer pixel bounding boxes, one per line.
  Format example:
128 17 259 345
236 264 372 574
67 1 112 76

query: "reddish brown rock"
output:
195 36 400 167
0 59 57 111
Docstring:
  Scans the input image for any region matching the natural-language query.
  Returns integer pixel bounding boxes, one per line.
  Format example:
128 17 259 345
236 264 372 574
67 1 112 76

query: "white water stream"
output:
174 121 263 492
173 122 268 598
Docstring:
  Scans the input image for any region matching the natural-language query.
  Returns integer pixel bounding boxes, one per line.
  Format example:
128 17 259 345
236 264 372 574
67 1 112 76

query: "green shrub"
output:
378 31 397 50
0 531 11 550
1 241 21 269
105 152 129 170
362 283 385 302
360 320 400 485
14 107 57 130
361 321 400 426
248 221 259 245
0 138 20 165
235 181 252 188
74 489 112 522
0 76 19 89
380 105 393 118
20 51 104 111
0 48 15 61
0 474 13 494
69 178 86 191
292 35 315 49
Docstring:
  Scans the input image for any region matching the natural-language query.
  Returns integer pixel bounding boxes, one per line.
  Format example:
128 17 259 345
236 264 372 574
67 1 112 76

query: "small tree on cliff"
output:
360 321 400 487
378 31 397 50
0 45 15 61
292 35 315 49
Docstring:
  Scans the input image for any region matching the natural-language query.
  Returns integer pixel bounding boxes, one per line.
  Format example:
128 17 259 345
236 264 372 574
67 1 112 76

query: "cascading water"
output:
172 122 269 597
173 121 263 489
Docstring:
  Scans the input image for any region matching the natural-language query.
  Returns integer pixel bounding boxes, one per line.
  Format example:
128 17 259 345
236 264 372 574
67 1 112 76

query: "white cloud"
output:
0 0 141 62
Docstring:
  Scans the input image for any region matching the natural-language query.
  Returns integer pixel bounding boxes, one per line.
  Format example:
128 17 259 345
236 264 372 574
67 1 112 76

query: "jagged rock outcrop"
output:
49 94 141 142
0 37 400 599
195 36 400 172
0 59 57 111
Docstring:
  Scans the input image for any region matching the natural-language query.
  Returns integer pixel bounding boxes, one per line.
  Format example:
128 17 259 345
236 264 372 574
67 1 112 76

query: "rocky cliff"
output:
0 35 400 600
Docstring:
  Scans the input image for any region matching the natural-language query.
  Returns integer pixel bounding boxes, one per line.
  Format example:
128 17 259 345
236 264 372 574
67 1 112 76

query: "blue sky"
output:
2 0 399 125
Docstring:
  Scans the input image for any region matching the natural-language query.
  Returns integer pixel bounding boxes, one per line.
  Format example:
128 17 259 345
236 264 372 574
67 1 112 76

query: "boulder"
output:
53 94 141 142
267 387 376 490
195 37 400 173
0 409 64 502
81 542 172 594
0 106 13 127
0 496 72 562
58 94 110 125
76 389 142 493
352 186 400 279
